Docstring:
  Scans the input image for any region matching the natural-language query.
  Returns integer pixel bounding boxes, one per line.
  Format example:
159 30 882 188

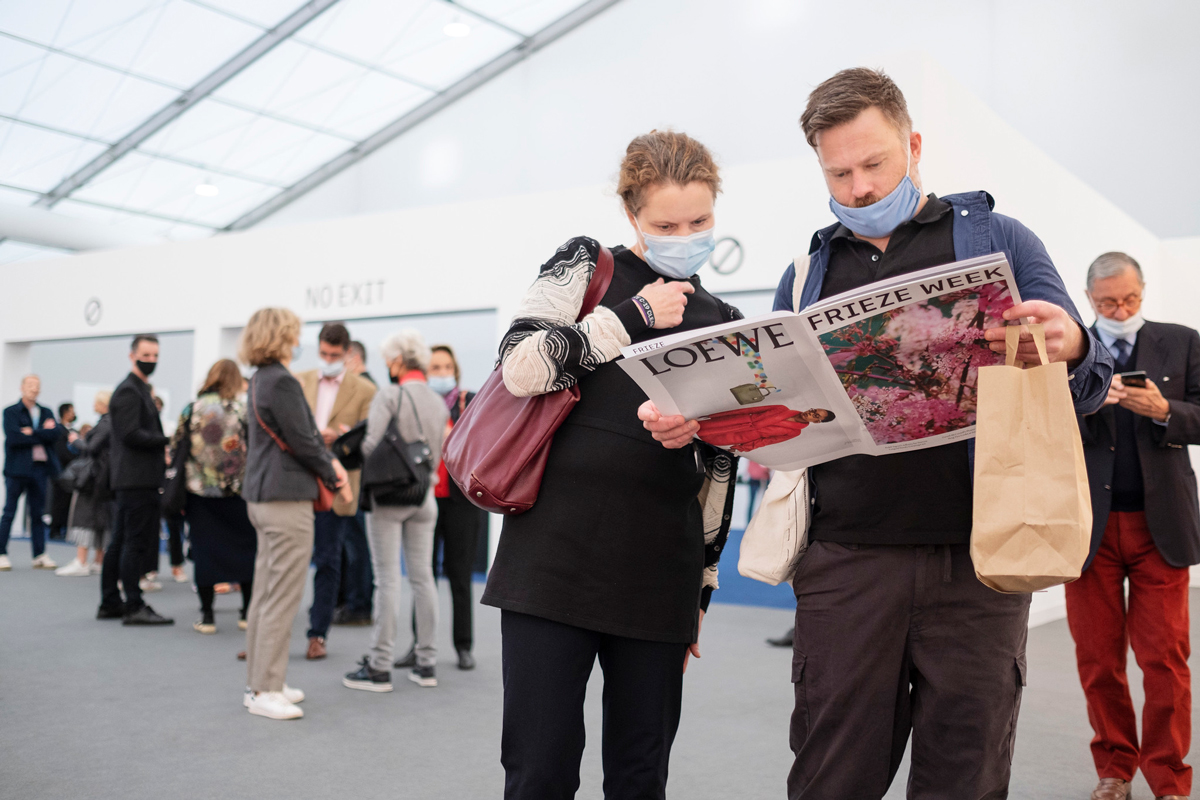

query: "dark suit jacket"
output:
1078 320 1200 569
2 401 63 477
243 362 337 504
108 372 170 491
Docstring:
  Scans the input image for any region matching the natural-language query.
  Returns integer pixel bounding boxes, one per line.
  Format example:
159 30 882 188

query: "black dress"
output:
481 242 739 644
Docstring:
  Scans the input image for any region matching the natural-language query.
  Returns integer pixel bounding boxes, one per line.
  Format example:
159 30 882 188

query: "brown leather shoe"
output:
306 636 326 660
1092 778 1131 800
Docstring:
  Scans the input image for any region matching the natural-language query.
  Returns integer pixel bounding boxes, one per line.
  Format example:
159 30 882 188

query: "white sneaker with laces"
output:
247 691 303 720
31 554 57 569
138 578 163 592
244 685 304 708
0 555 10 571
55 559 91 577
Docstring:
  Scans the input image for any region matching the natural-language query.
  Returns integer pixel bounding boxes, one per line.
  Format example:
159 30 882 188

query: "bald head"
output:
19 375 39 407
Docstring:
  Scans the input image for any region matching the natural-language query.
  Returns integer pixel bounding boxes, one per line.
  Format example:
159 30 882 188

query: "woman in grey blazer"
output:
239 308 350 721
342 329 448 693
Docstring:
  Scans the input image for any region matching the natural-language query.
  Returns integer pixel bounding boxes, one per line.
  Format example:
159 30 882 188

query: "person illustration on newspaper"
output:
697 405 836 453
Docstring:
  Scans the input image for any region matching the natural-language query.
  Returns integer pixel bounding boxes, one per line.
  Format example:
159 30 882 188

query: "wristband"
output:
632 295 655 328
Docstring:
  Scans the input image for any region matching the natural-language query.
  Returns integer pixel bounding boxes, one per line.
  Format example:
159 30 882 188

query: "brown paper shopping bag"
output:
970 324 1092 593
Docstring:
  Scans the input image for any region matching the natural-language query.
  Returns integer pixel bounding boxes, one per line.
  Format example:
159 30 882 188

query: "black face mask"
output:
137 360 157 377
389 371 400 384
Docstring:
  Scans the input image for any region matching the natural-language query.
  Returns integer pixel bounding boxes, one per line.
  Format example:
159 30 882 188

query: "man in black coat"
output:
0 375 64 570
97 335 174 625
1069 252 1200 800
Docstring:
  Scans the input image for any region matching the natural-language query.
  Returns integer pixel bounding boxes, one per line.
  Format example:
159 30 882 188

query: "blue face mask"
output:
828 149 921 239
637 222 716 280
428 375 457 396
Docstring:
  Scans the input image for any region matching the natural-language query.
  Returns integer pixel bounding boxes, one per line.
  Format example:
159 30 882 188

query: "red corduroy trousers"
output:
1065 510 1192 796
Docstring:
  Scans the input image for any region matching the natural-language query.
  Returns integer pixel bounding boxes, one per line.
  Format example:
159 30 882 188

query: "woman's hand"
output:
684 609 704 673
331 458 353 504
636 278 695 329
638 400 699 448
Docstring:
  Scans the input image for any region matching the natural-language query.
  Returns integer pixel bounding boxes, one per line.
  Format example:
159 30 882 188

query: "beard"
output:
851 194 882 208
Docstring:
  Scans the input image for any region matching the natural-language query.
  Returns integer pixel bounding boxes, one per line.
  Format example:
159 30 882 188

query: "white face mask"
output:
319 359 345 379
1095 312 1145 339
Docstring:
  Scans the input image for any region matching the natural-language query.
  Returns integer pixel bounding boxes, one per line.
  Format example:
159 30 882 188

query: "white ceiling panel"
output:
0 120 107 193
189 0 312 30
0 51 177 141
57 1 263 88
212 40 433 139
141 99 352 185
71 152 280 227
0 184 39 206
0 239 71 265
457 0 584 36
55 197 215 240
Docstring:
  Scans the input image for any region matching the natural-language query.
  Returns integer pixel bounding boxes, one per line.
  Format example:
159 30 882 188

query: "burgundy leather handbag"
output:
443 246 615 514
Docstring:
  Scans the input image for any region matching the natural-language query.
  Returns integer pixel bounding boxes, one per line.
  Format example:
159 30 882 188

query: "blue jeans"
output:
307 510 351 639
0 472 49 557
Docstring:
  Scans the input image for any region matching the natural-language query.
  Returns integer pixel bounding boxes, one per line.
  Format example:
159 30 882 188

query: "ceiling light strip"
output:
32 0 345 210
225 0 623 231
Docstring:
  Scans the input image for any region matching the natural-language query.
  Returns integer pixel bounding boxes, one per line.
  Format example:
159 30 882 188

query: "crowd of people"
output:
2 66 1198 799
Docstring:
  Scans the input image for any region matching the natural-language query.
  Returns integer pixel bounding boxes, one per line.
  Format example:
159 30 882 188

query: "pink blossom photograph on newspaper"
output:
818 280 1015 445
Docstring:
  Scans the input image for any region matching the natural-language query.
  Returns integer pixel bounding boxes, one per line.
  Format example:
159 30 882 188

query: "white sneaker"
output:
247 691 303 720
0 555 12 571
244 685 304 708
171 568 189 583
138 578 163 592
55 559 91 577
31 554 57 569
89 562 102 575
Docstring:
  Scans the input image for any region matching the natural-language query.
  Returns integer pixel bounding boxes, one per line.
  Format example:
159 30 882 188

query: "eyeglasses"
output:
1092 294 1142 314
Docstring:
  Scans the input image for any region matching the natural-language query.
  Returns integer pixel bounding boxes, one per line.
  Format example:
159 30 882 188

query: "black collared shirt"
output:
810 194 975 545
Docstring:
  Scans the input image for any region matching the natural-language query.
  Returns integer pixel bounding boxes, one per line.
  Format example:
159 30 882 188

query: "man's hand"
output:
68 431 80 443
636 279 696 329
637 400 698 449
684 609 704 674
983 300 1087 366
1103 375 1126 407
42 418 56 429
1120 379 1171 421
331 458 353 504
19 427 33 436
322 427 338 446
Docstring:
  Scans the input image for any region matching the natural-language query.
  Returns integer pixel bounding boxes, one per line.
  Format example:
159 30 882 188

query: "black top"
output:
108 372 170 491
1110 340 1145 511
442 390 480 507
482 241 740 643
809 195 975 545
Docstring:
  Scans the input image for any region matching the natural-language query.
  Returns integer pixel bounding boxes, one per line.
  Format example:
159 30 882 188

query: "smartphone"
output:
1118 370 1147 388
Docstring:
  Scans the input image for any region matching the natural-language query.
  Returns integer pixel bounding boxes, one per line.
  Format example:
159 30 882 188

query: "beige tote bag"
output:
970 324 1092 593
738 254 812 586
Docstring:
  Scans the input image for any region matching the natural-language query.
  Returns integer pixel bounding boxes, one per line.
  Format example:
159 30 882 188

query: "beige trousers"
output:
245 500 313 693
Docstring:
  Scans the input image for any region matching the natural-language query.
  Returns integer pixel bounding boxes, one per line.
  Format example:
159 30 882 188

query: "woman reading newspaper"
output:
479 130 741 799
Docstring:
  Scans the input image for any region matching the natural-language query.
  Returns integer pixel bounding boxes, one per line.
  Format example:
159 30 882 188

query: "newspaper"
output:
619 254 1022 469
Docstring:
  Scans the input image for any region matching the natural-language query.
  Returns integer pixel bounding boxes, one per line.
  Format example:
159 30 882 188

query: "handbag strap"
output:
792 253 812 312
398 385 428 442
250 373 293 455
576 246 615 322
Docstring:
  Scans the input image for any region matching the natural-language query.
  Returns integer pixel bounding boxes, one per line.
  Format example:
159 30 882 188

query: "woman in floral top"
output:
169 359 257 635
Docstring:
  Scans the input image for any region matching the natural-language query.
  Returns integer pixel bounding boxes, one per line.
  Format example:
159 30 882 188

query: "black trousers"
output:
435 497 485 650
500 610 688 800
788 542 1030 800
100 489 162 613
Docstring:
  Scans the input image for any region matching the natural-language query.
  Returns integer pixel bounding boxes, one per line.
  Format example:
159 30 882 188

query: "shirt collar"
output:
1095 327 1137 350
399 370 427 385
829 193 951 243
320 370 346 386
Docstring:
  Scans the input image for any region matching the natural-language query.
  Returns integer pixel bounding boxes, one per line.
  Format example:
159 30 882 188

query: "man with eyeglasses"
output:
1070 251 1200 800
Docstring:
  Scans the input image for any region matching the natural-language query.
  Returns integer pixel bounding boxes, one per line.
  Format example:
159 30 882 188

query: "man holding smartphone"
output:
1071 252 1200 800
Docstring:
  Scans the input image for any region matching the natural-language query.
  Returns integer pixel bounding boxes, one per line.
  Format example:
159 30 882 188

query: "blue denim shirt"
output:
771 191 1115 464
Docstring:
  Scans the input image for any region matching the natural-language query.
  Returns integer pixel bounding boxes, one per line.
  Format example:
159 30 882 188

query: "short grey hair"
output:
380 329 431 374
1086 251 1144 291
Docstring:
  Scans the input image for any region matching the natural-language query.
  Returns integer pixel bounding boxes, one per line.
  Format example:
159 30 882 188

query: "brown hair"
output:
800 68 912 149
238 308 301 367
617 130 721 216
200 359 243 400
430 344 461 383
318 322 350 350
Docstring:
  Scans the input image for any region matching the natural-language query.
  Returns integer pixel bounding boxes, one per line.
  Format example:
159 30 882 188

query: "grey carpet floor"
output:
0 539 1194 799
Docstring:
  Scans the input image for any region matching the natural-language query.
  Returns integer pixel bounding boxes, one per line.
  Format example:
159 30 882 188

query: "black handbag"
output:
331 420 368 471
362 387 432 507
162 404 192 516
58 455 95 495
